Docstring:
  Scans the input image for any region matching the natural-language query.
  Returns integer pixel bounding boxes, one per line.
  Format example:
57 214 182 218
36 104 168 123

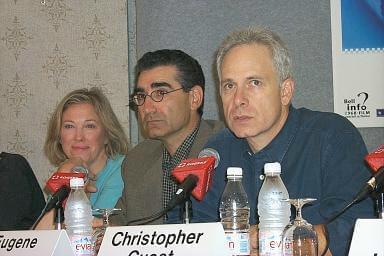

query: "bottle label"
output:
259 229 283 256
69 234 94 256
225 231 250 256
282 234 293 256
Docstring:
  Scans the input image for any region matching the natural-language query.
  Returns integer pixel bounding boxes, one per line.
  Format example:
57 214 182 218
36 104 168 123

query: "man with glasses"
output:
111 49 223 225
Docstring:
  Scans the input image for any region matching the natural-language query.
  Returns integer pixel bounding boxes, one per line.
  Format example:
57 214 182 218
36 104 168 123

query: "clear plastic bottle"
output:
220 167 250 256
64 177 94 256
258 162 290 256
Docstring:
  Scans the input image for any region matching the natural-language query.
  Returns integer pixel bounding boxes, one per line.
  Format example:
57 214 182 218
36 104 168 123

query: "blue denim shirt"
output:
190 106 374 255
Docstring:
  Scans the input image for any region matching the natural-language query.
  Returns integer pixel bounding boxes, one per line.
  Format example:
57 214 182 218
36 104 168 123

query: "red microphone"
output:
172 148 220 201
326 145 384 223
45 166 88 193
365 144 384 218
365 144 384 172
352 145 384 203
364 144 384 194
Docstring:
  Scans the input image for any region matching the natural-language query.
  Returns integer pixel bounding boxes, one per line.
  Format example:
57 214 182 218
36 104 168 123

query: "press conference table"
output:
1 219 383 256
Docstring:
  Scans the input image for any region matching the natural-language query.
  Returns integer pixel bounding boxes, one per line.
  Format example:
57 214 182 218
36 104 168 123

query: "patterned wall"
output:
0 0 130 190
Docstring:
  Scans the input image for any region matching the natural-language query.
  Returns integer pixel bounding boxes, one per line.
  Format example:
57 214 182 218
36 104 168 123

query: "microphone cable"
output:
30 185 70 230
126 175 198 225
30 193 60 230
325 166 384 224
126 209 168 226
125 201 187 225
30 203 52 230
324 200 356 225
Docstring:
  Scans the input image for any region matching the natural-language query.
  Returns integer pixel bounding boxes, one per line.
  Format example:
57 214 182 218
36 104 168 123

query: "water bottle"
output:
64 177 94 256
220 167 250 256
258 162 290 256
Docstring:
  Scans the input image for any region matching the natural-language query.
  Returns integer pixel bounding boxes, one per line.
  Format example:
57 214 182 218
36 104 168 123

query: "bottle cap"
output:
264 162 281 174
70 177 84 187
226 167 243 176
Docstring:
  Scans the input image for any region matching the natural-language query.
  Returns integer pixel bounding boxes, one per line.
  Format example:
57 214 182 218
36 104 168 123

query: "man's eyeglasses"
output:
130 87 185 107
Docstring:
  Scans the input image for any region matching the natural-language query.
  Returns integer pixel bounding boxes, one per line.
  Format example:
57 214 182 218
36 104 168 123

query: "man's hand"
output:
314 224 332 256
250 224 259 256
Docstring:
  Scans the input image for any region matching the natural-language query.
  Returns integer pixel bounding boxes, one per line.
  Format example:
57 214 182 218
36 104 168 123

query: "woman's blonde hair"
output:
45 87 130 166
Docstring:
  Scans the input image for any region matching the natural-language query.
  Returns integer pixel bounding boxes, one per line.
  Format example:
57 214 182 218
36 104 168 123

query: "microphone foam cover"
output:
198 148 220 168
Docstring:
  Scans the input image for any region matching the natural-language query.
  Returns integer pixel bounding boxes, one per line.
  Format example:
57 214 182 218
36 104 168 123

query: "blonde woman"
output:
45 87 129 209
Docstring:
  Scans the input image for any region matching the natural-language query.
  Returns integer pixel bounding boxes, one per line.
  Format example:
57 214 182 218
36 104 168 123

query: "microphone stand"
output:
127 191 195 226
55 204 64 230
182 197 193 224
373 184 384 219
377 192 384 219
127 175 198 225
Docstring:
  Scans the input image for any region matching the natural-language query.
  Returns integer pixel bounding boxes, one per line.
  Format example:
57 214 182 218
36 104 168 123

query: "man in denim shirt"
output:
191 28 374 255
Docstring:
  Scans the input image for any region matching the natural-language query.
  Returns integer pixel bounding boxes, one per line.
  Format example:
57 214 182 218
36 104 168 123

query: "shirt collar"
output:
162 124 200 167
244 105 300 163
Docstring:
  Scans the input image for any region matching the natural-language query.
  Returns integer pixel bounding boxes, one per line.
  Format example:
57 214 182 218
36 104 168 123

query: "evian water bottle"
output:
220 167 250 255
258 162 290 256
64 177 93 256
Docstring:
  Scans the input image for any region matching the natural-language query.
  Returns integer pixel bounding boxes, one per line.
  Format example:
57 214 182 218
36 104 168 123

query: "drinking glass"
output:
282 198 318 256
92 208 121 254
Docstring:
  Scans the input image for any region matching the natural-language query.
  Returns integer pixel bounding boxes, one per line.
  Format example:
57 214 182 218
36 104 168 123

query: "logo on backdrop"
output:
343 92 371 119
377 109 384 117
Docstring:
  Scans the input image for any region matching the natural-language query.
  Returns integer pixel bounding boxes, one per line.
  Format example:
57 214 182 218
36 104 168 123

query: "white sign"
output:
0 230 74 256
98 222 231 256
330 0 384 127
349 219 384 256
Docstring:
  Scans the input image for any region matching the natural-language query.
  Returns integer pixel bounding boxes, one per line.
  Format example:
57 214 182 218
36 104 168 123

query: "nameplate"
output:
0 230 74 256
349 219 384 256
98 222 230 256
